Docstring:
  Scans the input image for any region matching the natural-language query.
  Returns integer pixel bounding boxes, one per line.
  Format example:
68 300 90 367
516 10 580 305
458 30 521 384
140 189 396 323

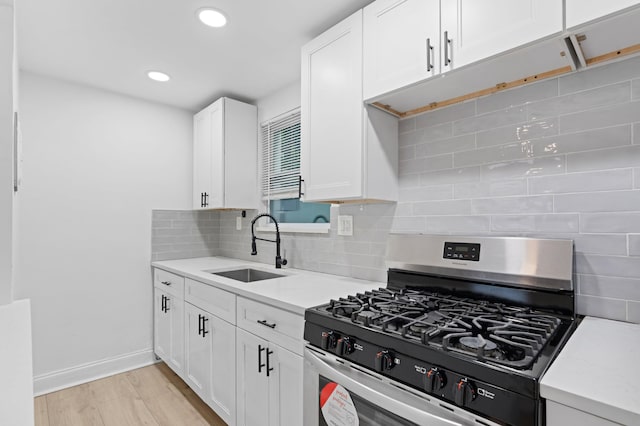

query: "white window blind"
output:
260 109 301 200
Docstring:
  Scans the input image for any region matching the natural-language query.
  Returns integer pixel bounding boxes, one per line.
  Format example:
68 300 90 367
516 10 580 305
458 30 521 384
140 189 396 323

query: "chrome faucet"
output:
250 213 287 269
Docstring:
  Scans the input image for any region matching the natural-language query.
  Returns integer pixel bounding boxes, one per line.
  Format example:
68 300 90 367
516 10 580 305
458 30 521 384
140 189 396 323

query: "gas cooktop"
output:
324 287 562 370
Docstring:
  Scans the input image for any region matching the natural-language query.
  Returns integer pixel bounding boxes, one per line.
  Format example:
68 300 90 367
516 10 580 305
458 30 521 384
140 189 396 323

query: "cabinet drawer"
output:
236 297 304 355
185 278 236 324
154 269 184 298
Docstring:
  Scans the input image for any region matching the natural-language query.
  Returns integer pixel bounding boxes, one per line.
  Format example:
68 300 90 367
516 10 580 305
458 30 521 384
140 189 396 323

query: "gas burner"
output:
460 336 497 351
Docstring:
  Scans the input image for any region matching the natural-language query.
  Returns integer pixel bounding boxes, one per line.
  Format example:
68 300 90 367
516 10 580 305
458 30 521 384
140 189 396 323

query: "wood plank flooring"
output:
34 363 227 426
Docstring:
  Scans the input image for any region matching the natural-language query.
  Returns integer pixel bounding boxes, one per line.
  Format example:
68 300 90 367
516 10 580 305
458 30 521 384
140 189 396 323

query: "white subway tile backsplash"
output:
391 216 427 232
490 214 579 233
421 122 455 142
635 168 640 188
559 56 640 95
529 169 633 194
580 275 640 301
413 199 471 216
567 145 640 173
476 118 558 148
633 79 640 100
399 185 453 202
454 142 529 168
415 101 476 129
635 123 639 145
628 302 640 323
477 79 558 114
399 146 416 161
576 295 627 321
454 179 527 199
453 106 526 136
571 234 629 256
528 82 631 121
555 190 640 213
399 154 453 175
629 234 640 256
421 166 481 185
425 216 491 233
559 100 640 133
581 212 640 233
416 134 475 157
480 156 565 181
399 117 416 134
576 253 640 279
472 195 553 214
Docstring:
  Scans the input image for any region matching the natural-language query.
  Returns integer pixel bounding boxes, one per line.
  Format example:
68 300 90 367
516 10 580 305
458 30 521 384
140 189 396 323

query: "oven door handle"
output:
305 349 464 426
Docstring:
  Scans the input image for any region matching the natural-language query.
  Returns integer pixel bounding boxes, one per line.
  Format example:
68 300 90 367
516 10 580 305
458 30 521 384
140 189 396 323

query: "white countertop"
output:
152 256 383 315
540 316 640 425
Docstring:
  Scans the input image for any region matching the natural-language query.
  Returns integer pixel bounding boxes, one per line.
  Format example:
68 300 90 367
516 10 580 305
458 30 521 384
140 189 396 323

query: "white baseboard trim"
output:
33 348 158 396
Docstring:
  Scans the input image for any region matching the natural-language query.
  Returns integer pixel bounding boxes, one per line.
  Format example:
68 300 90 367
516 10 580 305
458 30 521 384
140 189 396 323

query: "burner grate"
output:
322 288 562 369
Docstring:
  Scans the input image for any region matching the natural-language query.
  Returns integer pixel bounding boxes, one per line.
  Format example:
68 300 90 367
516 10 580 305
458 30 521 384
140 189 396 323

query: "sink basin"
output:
211 268 284 283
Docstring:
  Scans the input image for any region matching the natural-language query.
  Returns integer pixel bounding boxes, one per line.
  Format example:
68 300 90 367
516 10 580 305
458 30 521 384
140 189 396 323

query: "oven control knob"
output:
425 368 446 393
336 336 355 356
321 331 339 351
454 378 476 406
375 350 395 372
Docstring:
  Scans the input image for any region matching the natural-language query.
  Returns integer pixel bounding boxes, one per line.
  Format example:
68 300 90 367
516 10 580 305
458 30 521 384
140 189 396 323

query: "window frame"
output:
257 108 331 234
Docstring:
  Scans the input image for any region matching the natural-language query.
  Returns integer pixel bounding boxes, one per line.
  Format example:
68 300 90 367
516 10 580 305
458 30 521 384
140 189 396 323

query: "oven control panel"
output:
443 242 480 261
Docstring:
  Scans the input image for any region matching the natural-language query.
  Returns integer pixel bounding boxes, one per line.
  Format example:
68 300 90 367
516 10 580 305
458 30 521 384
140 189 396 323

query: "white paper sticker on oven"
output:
320 382 359 426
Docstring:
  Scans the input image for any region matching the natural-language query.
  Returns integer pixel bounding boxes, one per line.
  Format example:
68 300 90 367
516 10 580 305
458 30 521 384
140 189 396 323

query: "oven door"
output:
304 346 498 426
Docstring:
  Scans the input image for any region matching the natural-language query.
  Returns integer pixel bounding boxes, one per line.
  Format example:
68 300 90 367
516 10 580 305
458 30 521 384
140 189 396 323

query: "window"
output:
260 109 330 232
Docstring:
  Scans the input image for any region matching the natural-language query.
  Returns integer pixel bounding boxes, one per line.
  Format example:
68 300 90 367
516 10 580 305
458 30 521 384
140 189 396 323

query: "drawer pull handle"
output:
161 281 171 286
257 319 276 329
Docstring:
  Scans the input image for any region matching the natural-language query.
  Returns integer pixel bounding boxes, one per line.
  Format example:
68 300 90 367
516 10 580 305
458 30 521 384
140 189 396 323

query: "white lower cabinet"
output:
153 288 184 376
185 302 236 426
153 269 305 426
236 328 303 426
153 269 186 378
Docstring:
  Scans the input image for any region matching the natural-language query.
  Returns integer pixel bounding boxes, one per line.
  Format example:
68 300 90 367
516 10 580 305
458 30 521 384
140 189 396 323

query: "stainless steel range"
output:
303 234 576 426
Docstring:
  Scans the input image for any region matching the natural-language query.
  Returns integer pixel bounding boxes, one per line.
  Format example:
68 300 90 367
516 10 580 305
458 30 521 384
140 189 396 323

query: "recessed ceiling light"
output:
147 71 170 82
198 8 227 28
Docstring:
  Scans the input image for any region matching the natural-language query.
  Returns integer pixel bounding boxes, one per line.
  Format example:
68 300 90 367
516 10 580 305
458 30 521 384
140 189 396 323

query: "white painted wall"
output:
0 0 15 306
256 81 301 123
14 72 193 394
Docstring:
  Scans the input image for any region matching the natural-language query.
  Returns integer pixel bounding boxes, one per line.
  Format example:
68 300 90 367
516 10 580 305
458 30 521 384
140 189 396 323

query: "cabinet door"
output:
566 0 640 28
185 303 211 398
193 108 213 210
167 294 184 374
208 100 225 209
268 345 303 426
236 328 270 426
363 0 440 100
301 10 364 202
206 314 236 426
153 289 171 361
440 0 563 70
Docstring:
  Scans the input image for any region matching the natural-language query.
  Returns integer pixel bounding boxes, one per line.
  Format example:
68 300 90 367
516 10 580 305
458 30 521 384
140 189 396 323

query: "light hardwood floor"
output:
34 363 227 426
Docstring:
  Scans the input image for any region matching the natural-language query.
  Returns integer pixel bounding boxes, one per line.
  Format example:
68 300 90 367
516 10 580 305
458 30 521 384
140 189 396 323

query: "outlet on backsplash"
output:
338 215 353 236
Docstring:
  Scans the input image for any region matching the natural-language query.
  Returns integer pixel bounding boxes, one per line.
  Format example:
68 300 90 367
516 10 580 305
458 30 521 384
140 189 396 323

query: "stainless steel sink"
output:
210 268 284 283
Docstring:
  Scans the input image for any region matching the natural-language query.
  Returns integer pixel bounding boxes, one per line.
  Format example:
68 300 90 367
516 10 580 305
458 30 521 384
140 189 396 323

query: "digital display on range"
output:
443 242 480 261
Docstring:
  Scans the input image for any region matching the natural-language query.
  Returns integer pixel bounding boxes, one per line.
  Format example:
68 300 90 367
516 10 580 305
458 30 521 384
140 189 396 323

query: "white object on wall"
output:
0 299 34 425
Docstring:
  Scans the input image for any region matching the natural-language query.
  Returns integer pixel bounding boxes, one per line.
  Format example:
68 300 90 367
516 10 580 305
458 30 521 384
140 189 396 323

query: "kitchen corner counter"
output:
540 316 640 425
151 256 383 315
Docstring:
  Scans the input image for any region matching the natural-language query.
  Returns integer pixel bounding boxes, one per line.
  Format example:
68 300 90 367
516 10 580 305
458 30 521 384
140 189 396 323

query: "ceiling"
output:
17 0 373 111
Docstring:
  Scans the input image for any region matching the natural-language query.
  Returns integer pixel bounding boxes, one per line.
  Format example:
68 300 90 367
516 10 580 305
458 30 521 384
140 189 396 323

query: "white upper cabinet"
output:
301 10 398 203
363 0 439 101
441 0 562 70
363 0 563 104
566 0 640 28
193 97 258 210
